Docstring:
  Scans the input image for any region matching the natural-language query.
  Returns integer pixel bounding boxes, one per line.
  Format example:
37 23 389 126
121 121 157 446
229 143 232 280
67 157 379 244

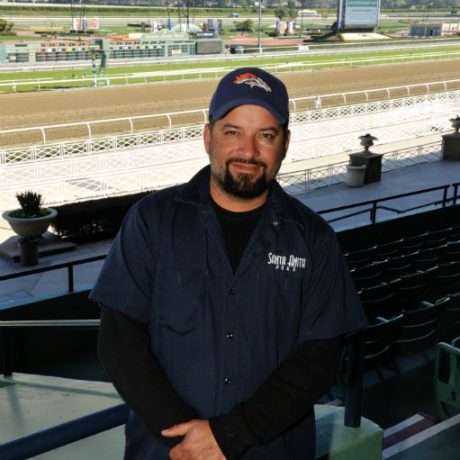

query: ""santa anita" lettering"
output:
267 252 306 271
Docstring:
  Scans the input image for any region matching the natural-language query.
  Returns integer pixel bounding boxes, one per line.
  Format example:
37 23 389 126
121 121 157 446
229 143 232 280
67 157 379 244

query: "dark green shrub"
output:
11 190 50 218
51 191 152 243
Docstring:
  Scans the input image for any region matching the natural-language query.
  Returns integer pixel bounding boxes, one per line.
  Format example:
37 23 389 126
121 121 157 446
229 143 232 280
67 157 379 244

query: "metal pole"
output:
370 201 377 224
442 186 448 207
0 329 13 377
344 334 363 428
68 266 74 292
0 403 129 460
258 1 262 53
454 184 459 206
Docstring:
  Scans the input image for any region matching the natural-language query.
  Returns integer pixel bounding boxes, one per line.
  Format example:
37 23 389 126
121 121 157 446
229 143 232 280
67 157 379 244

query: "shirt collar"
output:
175 165 304 228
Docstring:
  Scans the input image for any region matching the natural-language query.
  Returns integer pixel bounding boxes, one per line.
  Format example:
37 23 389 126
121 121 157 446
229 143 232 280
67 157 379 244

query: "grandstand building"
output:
0 33 224 64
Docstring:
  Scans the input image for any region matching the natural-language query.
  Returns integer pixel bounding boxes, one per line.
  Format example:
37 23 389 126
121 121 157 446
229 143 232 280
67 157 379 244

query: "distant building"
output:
410 23 460 37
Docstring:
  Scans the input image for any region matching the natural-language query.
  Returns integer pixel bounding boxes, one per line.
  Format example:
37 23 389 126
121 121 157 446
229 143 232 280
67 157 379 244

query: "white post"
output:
258 1 263 54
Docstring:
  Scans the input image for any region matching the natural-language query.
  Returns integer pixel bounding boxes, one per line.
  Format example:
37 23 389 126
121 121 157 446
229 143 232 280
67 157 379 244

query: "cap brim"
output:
211 98 287 124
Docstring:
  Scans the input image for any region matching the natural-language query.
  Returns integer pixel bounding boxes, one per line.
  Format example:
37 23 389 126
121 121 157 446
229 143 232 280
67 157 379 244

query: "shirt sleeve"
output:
209 337 342 460
98 305 196 447
299 223 368 341
89 200 156 323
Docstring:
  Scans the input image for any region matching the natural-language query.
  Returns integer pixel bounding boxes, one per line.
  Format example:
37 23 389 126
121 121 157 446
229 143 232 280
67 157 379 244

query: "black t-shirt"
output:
211 199 264 272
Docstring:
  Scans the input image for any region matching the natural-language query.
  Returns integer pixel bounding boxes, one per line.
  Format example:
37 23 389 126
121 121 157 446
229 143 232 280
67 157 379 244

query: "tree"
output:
0 18 13 33
233 19 254 33
274 8 288 20
287 0 298 20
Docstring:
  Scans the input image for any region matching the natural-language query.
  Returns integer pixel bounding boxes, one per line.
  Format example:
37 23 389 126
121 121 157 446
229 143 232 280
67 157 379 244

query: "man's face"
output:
204 104 290 205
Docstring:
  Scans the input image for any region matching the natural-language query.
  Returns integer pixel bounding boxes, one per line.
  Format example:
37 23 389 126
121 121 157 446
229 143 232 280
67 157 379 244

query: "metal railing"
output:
0 319 99 328
0 254 106 291
278 142 442 195
318 183 460 225
1 180 458 293
0 403 129 460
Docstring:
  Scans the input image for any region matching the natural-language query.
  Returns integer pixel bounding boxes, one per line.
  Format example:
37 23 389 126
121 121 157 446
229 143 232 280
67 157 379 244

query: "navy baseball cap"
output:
209 67 289 124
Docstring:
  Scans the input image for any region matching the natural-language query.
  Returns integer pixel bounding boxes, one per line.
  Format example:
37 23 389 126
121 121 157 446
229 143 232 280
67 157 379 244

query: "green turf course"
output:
1 43 460 92
0 34 42 41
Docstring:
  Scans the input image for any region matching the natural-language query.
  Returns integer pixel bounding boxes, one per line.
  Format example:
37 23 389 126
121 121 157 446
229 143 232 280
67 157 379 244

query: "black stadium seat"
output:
359 281 400 320
373 239 404 259
396 266 439 309
413 246 445 270
437 292 460 343
441 240 460 264
351 263 385 290
381 254 414 282
394 299 448 358
400 233 427 252
345 246 377 269
342 314 404 382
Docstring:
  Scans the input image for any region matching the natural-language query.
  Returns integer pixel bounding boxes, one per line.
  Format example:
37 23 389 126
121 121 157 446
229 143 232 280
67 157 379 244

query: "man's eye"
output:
261 133 274 140
225 130 238 136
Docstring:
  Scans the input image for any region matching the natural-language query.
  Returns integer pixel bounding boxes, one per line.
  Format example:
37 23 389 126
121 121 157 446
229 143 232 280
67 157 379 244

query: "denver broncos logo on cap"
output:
234 72 272 92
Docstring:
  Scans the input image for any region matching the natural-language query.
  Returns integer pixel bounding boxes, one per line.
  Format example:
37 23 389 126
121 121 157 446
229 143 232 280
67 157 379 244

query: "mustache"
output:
226 158 266 168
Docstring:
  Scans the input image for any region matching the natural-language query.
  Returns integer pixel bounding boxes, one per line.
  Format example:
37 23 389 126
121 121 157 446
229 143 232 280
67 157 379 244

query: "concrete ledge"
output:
316 404 383 460
0 373 124 459
0 233 76 264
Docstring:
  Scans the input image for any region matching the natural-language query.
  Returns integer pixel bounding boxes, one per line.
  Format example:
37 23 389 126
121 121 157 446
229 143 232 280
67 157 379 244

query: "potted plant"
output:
2 191 57 240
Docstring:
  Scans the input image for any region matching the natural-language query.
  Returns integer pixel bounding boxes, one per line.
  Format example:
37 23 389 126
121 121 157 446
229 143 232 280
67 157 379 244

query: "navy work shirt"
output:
90 166 367 459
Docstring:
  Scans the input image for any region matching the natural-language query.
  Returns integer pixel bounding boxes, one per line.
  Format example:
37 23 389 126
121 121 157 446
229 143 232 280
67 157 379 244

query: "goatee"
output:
214 159 272 199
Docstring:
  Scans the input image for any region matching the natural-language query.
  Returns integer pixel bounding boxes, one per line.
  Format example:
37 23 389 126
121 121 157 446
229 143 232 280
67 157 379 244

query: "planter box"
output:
2 208 57 240
51 191 152 242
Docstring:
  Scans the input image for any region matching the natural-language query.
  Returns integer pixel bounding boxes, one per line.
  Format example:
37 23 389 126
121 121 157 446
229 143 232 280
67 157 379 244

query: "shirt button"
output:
228 288 236 295
272 219 280 227
226 331 234 339
224 377 232 384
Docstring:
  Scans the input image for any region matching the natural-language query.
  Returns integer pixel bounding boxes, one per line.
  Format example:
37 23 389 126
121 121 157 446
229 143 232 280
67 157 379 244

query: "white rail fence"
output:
1 85 457 212
0 141 442 213
1 87 458 166
2 78 460 148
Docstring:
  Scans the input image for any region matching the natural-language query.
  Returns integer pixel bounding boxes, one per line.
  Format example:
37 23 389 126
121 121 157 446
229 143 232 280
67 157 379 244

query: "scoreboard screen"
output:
337 0 381 30
196 39 224 55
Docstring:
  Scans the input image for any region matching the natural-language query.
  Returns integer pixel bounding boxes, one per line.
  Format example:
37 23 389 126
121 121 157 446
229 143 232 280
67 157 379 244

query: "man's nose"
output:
238 135 258 157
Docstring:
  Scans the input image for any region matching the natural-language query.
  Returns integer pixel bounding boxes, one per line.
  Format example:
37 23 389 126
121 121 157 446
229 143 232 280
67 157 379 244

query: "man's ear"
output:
203 123 211 155
283 130 291 160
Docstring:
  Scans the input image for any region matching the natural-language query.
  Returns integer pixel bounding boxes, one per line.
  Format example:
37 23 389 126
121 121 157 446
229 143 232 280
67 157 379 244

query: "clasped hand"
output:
162 419 226 460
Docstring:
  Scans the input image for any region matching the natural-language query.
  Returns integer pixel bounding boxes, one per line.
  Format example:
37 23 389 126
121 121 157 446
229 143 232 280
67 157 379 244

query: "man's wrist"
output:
209 405 259 460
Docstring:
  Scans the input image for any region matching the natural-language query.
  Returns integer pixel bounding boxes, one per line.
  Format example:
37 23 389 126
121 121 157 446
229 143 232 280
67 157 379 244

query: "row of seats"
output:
349 293 460 382
350 242 460 291
345 225 460 270
340 221 460 386
357 262 460 320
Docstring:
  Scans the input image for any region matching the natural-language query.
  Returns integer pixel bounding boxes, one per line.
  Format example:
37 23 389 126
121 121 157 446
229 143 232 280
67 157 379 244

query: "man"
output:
91 67 368 460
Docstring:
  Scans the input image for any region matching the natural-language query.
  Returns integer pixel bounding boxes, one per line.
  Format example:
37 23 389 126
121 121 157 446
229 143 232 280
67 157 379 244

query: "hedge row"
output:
51 191 152 243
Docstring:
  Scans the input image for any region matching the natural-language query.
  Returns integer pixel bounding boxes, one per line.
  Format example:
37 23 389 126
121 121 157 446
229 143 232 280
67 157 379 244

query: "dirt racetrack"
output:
2 59 460 146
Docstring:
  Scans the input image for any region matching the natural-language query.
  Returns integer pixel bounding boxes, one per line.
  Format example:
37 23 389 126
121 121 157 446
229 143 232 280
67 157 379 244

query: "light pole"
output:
257 0 263 53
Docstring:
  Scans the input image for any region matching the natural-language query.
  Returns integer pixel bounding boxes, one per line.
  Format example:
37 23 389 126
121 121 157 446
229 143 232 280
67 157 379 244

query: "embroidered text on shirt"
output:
267 252 306 272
